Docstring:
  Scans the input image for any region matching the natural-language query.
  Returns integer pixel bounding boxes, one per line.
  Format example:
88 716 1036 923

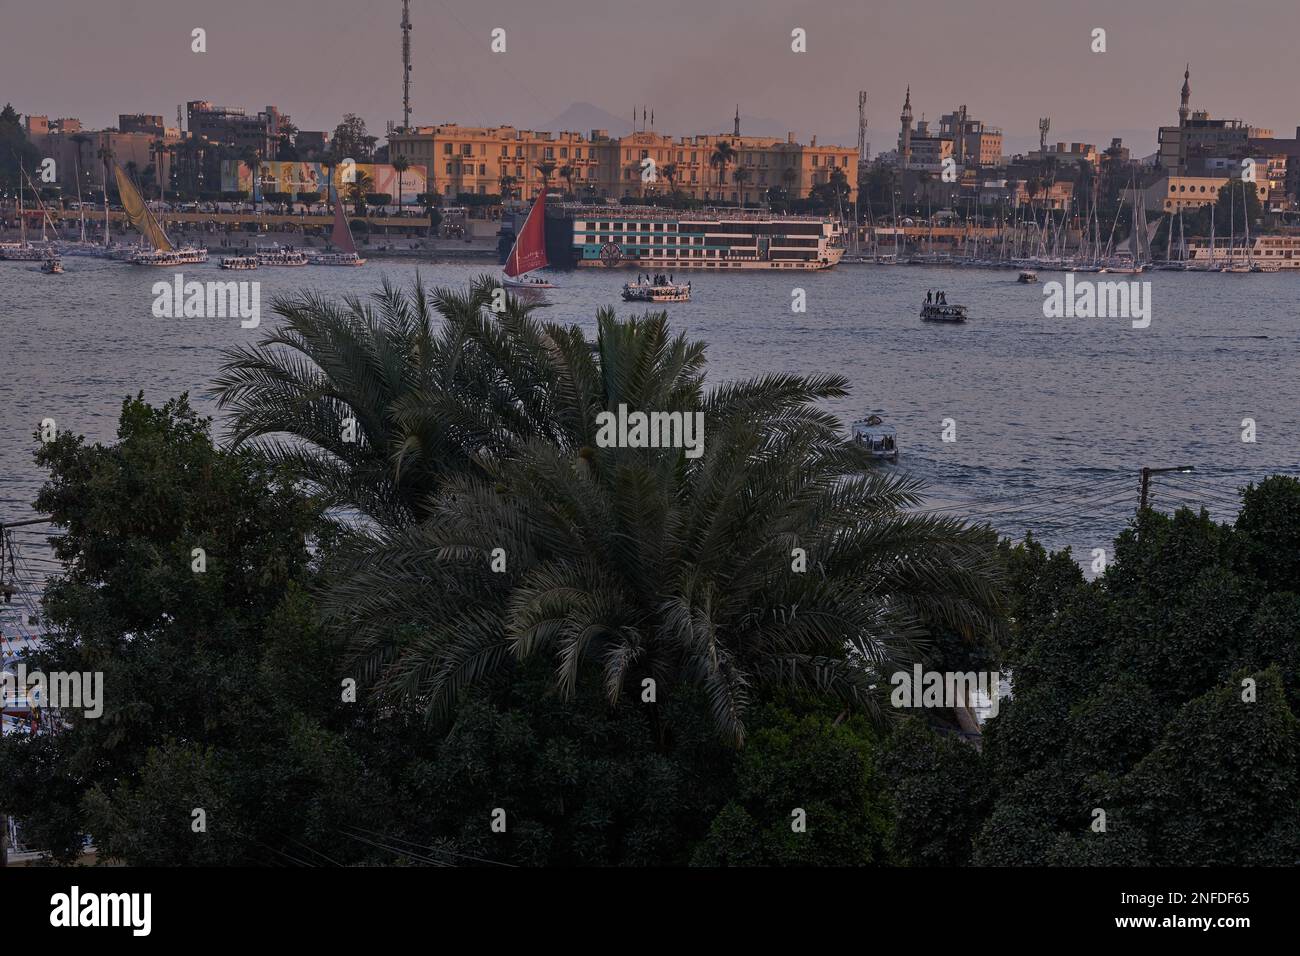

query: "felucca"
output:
502 191 555 287
311 185 367 266
116 164 208 265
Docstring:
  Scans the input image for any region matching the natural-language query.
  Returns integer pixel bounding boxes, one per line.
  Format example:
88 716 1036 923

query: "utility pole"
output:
400 0 413 133
1139 465 1195 513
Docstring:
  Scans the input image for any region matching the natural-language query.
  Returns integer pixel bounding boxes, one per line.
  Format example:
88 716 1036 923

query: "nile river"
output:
2 255 1297 559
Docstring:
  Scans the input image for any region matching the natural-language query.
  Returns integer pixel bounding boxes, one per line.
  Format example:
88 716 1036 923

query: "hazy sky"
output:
4 0 1296 156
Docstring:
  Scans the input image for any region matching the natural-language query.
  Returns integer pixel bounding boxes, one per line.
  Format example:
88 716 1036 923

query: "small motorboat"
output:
920 293 967 322
40 257 64 274
622 275 691 303
851 414 898 461
1017 270 1038 283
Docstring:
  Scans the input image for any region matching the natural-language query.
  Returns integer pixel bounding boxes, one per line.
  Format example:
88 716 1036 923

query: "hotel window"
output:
443 143 453 155
446 162 453 174
479 164 486 175
560 147 568 158
515 166 522 177
461 145 472 156
544 147 554 159
500 146 508 157
575 147 582 159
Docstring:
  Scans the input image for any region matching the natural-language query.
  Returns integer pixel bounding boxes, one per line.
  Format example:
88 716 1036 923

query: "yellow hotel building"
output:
387 125 857 205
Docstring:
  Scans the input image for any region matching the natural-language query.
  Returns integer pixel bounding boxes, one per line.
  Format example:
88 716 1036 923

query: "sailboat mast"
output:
1242 181 1252 267
104 158 111 247
75 155 86 242
1209 201 1215 266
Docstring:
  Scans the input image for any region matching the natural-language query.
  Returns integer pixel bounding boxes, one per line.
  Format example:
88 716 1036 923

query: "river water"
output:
2 256 1297 559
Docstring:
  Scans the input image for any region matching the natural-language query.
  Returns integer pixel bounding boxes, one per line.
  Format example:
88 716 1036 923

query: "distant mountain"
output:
544 102 633 136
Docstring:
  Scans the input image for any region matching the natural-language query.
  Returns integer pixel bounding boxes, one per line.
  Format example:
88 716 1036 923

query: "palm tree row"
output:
213 277 1004 745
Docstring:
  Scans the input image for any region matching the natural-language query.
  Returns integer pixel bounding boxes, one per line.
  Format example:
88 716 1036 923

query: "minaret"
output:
898 86 913 168
733 105 740 138
1179 64 1191 126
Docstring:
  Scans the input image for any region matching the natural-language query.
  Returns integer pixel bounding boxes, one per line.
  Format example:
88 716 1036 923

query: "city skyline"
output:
6 0 1298 157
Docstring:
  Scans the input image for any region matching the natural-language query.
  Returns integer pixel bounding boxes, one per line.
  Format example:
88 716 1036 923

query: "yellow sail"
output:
114 165 173 252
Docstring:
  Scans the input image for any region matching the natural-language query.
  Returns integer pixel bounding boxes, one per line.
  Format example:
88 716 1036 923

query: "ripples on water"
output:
2 256 1296 561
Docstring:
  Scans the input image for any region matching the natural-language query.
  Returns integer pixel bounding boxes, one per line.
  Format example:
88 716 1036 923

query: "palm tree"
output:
660 162 679 200
70 133 91 193
346 170 373 217
239 147 263 216
213 276 582 528
732 166 752 208
391 155 411 210
558 164 575 198
710 141 736 202
534 161 557 197
497 174 518 201
96 144 115 197
313 298 1004 747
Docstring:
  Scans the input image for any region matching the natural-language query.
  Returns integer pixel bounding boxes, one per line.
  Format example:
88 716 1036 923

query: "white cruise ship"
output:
569 206 844 270
1185 236 1300 270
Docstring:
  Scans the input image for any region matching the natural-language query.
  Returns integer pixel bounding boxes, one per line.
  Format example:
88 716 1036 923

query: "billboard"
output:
220 160 429 203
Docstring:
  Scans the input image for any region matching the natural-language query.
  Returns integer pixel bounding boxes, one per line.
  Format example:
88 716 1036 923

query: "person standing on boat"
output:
926 290 933 304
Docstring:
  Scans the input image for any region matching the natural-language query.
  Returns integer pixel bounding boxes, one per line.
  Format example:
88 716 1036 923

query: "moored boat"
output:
0 242 55 261
129 247 210 266
220 255 259 270
256 247 309 267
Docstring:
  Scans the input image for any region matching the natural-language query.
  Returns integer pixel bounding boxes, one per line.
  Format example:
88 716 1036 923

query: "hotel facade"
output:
386 124 857 205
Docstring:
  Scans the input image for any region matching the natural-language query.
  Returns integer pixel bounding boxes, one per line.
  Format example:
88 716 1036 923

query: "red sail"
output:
330 185 356 254
504 192 548 276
